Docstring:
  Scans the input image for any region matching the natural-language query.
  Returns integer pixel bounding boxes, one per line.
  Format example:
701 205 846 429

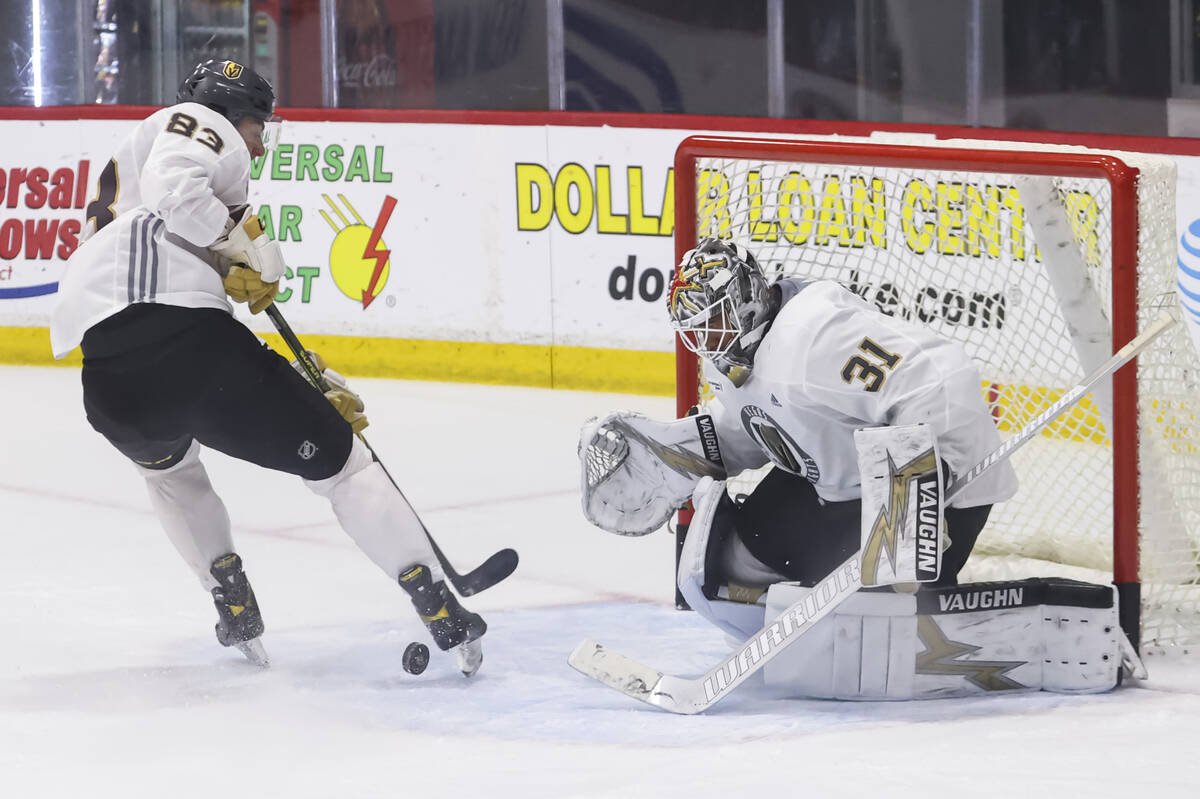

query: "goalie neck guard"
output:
668 238 774 386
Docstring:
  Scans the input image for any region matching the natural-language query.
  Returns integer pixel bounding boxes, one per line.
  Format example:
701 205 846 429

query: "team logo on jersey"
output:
740 405 819 481
223 62 244 79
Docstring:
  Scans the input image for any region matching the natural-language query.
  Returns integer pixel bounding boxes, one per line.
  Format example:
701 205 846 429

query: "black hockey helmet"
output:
177 59 276 127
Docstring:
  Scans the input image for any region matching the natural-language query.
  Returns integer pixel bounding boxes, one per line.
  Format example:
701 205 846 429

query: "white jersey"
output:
51 103 251 358
706 279 1017 509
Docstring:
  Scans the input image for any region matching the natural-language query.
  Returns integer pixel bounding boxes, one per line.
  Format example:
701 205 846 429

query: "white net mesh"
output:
684 135 1200 654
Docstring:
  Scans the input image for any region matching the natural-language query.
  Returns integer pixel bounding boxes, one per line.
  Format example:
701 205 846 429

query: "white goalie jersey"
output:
51 102 252 358
706 279 1017 509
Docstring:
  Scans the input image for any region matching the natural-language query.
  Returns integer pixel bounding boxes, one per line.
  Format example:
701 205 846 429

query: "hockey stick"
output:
264 304 519 596
945 309 1175 500
569 309 1177 713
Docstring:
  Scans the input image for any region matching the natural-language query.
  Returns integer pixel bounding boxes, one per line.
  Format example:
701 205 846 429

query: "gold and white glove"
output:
213 206 285 313
223 263 278 314
291 349 369 433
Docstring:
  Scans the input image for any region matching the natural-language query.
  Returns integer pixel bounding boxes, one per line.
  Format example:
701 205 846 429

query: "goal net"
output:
674 134 1200 655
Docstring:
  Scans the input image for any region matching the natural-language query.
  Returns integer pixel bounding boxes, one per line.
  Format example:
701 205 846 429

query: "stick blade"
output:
569 639 674 708
454 548 519 596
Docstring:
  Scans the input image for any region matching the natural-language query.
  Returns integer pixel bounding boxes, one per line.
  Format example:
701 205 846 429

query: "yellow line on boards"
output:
0 326 675 396
10 324 1162 445
0 326 82 366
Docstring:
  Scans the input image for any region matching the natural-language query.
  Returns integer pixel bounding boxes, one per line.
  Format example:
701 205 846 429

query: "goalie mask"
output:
668 238 773 386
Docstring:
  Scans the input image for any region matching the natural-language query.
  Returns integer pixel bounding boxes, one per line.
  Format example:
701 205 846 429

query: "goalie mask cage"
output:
673 134 1200 655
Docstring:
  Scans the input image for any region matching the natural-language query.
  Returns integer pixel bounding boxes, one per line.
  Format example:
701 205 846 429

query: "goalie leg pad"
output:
762 578 1129 699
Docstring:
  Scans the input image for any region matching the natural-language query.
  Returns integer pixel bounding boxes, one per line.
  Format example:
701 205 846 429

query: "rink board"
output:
1 109 1199 394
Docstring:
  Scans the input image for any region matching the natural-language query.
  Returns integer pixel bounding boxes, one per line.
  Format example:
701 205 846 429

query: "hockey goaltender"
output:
573 238 1146 709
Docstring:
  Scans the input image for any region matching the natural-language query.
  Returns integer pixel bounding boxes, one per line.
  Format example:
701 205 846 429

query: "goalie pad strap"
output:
762 578 1128 699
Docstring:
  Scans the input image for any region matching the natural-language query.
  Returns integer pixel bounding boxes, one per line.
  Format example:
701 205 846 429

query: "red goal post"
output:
672 134 1197 654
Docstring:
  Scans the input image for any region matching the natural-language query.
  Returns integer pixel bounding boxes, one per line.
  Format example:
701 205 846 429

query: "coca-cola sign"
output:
339 54 398 89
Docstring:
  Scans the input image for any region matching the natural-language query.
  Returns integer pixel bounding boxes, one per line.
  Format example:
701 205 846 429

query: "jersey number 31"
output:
841 338 902 393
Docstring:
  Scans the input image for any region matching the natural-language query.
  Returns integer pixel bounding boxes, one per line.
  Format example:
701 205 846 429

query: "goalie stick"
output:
265 304 519 597
569 309 1177 714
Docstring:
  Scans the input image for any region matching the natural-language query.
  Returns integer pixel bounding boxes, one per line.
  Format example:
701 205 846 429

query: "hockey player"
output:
49 59 486 675
667 237 1018 593
577 238 1142 700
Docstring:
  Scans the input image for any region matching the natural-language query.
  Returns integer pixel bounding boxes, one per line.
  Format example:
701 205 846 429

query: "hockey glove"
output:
212 205 286 283
223 263 278 314
291 349 369 433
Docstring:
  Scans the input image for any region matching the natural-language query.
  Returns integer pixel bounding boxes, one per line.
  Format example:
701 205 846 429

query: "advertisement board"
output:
2 109 1198 394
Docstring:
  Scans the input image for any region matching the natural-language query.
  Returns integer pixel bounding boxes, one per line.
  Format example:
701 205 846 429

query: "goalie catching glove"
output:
578 410 726 535
212 205 285 314
290 349 369 433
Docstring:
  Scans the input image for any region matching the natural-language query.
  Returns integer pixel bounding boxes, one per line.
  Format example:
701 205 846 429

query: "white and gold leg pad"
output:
762 578 1142 700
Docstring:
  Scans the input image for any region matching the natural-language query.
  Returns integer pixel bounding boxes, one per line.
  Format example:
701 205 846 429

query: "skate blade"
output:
454 639 483 677
235 638 270 668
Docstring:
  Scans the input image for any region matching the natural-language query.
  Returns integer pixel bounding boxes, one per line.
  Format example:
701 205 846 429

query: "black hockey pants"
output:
80 304 353 480
733 467 992 587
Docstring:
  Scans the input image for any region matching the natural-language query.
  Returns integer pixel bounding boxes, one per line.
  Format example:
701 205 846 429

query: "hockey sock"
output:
138 440 234 592
305 436 445 582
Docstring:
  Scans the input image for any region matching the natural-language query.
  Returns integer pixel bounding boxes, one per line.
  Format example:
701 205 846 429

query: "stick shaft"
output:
263 304 489 590
948 310 1176 501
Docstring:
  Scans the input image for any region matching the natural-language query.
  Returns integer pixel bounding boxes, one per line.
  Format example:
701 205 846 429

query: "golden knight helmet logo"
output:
223 61 244 80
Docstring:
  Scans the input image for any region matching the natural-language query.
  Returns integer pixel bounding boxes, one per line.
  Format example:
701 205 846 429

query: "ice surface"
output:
3 365 1200 798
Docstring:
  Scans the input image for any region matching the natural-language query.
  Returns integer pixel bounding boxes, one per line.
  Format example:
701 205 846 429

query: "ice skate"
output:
210 553 269 667
398 564 487 677
453 639 483 677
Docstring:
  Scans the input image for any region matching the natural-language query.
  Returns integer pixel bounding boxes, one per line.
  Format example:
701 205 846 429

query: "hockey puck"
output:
402 642 430 675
